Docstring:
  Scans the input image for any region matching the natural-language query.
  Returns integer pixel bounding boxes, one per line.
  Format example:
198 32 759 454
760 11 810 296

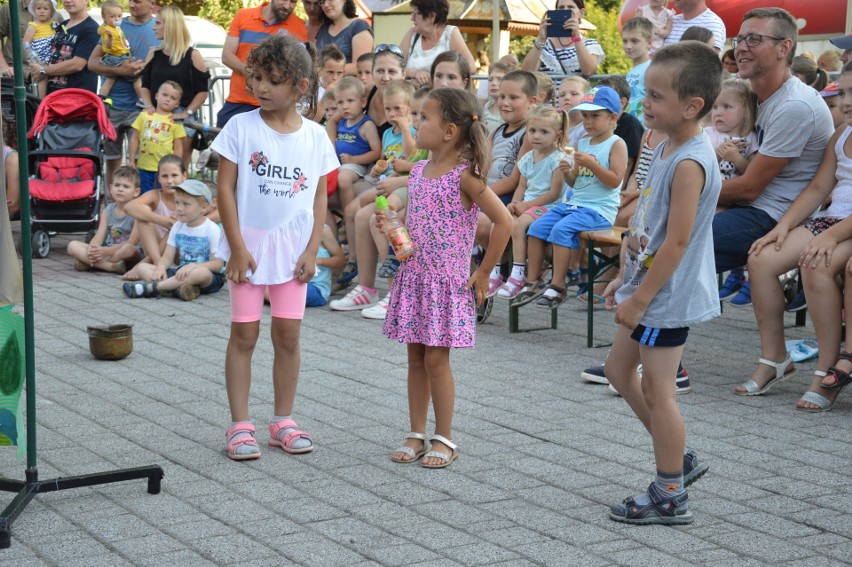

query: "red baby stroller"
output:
26 88 116 258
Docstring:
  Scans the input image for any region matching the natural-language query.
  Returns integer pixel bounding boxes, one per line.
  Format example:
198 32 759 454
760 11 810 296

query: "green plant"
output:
585 0 630 75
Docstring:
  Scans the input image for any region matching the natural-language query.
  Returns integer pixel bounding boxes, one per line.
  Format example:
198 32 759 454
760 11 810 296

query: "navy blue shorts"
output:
139 169 159 194
305 283 328 307
631 325 689 347
166 267 225 295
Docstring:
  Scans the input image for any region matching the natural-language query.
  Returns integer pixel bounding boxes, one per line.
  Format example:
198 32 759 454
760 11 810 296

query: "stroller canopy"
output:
28 89 117 141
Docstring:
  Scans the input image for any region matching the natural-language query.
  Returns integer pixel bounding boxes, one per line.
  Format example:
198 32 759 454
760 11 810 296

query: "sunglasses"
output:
375 44 404 58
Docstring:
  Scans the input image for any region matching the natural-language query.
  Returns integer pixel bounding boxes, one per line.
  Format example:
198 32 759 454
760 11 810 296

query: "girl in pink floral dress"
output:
382 88 512 468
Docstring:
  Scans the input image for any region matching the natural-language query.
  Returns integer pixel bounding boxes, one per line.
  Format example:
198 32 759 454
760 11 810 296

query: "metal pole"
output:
491 0 500 63
8 0 37 471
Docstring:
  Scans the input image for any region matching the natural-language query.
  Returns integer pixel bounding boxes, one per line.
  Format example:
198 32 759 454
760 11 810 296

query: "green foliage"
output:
199 0 252 29
585 0 630 75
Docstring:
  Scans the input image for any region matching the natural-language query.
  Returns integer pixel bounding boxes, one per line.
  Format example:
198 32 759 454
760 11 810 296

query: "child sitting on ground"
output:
326 76 381 214
129 81 186 193
123 155 185 278
122 179 224 301
515 86 627 308
496 105 570 300
307 224 346 307
97 0 142 102
67 165 141 274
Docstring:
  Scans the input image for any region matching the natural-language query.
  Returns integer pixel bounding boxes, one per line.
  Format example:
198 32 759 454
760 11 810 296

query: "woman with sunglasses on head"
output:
315 0 373 76
400 0 475 87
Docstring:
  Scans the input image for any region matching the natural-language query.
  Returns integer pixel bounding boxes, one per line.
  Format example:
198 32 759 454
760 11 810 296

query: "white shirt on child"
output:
211 110 339 285
167 218 222 267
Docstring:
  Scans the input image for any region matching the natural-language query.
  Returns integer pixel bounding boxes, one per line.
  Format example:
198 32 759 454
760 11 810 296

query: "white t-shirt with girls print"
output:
211 110 339 285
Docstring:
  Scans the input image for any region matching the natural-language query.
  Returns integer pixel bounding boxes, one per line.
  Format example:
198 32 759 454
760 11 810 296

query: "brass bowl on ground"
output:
87 324 133 360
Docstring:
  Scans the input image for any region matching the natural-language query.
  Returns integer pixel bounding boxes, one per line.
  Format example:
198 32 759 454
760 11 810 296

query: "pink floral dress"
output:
383 160 480 348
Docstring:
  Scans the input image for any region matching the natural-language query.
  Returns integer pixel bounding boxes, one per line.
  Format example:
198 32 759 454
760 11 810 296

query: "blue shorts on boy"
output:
615 132 722 328
528 135 621 247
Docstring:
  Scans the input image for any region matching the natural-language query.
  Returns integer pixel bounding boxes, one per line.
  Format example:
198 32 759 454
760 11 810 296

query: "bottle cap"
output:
375 196 389 210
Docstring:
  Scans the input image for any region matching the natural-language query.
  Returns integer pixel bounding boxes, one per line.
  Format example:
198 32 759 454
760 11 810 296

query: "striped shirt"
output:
664 9 726 51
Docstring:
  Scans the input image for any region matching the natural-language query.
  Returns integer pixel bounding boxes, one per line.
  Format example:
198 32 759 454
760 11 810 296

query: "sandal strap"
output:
429 434 457 451
281 428 311 447
422 450 452 463
800 391 831 409
739 379 761 394
758 356 793 381
226 422 256 439
268 418 298 440
393 446 418 459
405 432 428 441
269 418 312 448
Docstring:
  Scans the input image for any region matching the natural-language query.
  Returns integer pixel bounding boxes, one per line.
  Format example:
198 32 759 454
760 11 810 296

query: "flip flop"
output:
577 290 605 305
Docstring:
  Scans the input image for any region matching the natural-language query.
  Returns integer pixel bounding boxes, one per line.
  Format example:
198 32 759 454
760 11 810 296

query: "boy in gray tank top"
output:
602 42 723 526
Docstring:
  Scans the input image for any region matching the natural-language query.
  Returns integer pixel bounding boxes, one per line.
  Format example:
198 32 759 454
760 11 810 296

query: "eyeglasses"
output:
375 44 404 58
731 34 786 49
317 0 335 5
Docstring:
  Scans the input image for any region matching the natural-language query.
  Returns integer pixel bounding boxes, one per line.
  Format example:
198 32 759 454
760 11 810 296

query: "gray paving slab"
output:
0 233 849 566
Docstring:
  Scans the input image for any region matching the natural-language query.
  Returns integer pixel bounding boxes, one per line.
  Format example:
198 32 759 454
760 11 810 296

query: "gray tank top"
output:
104 203 135 247
487 123 526 186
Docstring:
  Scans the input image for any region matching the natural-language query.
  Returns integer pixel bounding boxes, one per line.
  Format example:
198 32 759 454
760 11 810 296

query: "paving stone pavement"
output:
1 234 850 566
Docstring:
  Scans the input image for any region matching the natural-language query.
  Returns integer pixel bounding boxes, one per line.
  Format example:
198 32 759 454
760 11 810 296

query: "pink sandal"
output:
226 423 261 461
268 419 314 454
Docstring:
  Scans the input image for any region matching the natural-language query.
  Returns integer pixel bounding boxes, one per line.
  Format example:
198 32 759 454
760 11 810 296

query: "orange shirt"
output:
226 3 308 105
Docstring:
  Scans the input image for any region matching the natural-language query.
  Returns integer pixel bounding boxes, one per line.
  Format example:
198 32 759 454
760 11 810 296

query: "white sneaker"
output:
361 294 390 319
329 285 378 311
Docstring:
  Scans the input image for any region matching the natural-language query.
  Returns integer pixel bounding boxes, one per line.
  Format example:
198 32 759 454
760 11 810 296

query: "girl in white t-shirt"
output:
212 35 339 461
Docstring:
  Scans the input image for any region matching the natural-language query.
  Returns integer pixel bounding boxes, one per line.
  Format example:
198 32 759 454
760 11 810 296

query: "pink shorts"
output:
229 279 307 323
523 205 550 220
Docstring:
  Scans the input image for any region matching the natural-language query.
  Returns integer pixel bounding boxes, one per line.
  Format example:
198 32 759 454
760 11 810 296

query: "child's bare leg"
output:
130 262 158 280
132 78 143 101
110 242 142 265
370 213 388 257
422 345 455 466
510 214 534 263
640 343 686 474
392 343 432 461
226 321 260 422
605 325 648 429
526 236 546 283
270 317 302 417
136 221 164 265
550 244 572 288
66 240 91 264
99 76 115 97
344 193 375 264
336 169 359 209
154 268 213 293
354 204 379 289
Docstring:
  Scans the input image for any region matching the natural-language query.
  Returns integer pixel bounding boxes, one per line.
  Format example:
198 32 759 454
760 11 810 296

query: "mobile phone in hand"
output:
546 9 573 38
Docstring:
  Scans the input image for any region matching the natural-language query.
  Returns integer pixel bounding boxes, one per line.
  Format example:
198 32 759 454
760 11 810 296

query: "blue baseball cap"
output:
573 86 621 115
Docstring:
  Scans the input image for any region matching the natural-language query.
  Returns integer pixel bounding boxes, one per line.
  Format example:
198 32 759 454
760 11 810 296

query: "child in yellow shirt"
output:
129 81 186 193
98 0 142 102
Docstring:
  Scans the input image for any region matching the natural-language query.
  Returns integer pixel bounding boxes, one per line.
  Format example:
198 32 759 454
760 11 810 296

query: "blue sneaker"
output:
719 269 745 300
729 282 752 307
785 287 807 312
336 261 358 284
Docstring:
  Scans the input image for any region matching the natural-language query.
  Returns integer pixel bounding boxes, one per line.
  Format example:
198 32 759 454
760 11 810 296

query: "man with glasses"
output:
664 0 725 52
218 0 307 127
713 9 833 397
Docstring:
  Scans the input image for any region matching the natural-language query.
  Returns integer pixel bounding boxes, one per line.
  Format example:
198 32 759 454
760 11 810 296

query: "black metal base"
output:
0 465 164 548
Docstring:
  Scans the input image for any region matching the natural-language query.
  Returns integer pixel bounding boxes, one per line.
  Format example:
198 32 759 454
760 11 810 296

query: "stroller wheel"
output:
32 229 50 258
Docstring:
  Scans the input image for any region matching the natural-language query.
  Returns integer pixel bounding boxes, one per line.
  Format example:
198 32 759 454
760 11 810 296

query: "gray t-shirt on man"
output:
743 77 834 222
615 133 722 328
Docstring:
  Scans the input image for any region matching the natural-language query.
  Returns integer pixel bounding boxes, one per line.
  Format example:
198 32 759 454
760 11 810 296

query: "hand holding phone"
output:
546 9 574 38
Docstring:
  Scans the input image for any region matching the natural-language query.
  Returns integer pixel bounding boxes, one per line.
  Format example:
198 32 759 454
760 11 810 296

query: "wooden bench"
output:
579 227 627 348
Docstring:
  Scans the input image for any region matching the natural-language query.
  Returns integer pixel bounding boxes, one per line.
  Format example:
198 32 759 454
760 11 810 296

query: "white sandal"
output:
421 434 458 469
391 432 429 463
735 356 796 396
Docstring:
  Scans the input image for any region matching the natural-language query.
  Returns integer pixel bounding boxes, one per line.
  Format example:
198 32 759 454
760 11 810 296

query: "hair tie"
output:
471 115 479 121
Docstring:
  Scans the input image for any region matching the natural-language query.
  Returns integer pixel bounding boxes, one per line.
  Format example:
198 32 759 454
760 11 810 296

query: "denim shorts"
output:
101 53 130 67
527 203 611 249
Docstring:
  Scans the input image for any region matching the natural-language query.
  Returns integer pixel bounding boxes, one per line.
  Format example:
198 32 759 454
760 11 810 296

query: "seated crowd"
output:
2 0 851 414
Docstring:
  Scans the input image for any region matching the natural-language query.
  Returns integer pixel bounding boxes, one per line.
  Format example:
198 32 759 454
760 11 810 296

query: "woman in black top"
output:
140 5 209 166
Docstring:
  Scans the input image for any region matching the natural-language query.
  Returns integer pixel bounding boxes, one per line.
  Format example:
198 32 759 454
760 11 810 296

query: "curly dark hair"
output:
245 35 319 117
411 0 449 26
